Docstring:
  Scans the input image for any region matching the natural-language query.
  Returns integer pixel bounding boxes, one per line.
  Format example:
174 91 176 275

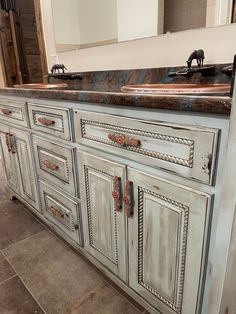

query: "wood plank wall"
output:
16 0 43 83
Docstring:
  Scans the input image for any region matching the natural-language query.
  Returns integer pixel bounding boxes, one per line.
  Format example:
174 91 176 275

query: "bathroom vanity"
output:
0 69 235 314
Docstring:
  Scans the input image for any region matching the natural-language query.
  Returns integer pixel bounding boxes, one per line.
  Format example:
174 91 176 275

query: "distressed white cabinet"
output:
78 151 127 282
10 128 39 210
0 125 20 194
78 151 211 314
0 125 39 210
127 168 211 314
0 96 232 314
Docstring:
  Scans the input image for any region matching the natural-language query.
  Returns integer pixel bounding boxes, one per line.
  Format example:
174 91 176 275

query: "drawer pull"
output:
108 133 141 147
123 180 134 218
112 176 122 212
5 133 11 152
43 160 59 171
1 108 12 115
48 206 64 218
9 134 16 154
38 117 55 126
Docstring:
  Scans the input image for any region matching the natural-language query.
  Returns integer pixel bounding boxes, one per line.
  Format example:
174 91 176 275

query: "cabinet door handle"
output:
43 160 59 171
108 133 141 148
1 108 12 116
112 176 122 212
9 134 16 154
38 117 55 126
48 206 64 218
123 180 134 218
5 133 11 152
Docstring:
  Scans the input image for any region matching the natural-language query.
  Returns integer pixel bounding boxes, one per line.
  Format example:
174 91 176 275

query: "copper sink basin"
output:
121 83 230 95
13 83 68 89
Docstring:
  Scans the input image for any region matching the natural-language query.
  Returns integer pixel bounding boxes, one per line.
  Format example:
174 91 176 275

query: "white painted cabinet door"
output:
78 151 127 281
10 128 39 211
0 125 20 194
128 168 211 314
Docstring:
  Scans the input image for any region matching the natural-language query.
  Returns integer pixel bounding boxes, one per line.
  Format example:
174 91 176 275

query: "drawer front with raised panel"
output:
39 181 82 245
74 111 219 184
0 98 28 127
33 136 77 197
28 103 71 140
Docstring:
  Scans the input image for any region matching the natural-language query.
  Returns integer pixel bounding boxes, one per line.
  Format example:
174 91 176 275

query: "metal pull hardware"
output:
5 133 11 152
123 180 134 218
9 134 16 154
112 176 122 212
1 108 12 115
5 133 16 154
43 160 59 171
108 133 141 148
48 206 64 219
38 117 55 126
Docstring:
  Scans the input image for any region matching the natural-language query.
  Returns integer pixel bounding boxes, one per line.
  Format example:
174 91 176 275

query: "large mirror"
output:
51 0 235 53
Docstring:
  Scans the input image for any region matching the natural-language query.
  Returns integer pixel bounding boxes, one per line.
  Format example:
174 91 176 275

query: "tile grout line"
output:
2 251 47 314
0 274 17 286
15 200 72 248
102 276 146 313
0 229 46 254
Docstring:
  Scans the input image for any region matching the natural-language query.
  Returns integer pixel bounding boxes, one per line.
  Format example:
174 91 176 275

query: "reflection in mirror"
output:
51 0 234 53
232 0 236 23
164 0 207 33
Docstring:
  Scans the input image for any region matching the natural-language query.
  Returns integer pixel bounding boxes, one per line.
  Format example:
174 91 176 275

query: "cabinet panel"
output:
78 151 127 281
0 125 19 193
0 98 28 127
28 103 71 140
74 111 219 184
39 181 82 245
33 136 77 197
128 168 211 314
10 128 39 210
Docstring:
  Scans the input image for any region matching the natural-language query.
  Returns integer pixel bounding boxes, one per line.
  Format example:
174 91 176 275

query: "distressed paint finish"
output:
28 103 72 140
0 124 19 193
0 98 28 127
78 151 127 282
128 168 211 314
11 128 38 209
39 181 82 245
33 135 77 197
75 111 219 184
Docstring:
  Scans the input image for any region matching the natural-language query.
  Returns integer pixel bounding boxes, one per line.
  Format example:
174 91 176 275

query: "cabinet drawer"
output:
0 98 28 127
39 181 82 245
74 111 219 184
33 136 77 197
28 103 71 140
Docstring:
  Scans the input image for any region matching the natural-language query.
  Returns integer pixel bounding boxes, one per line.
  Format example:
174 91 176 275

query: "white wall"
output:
117 0 159 42
77 0 117 45
51 0 80 45
40 0 236 72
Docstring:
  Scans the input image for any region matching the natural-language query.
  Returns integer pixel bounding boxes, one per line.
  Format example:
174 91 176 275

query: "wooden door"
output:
0 125 20 193
127 168 211 314
78 151 127 281
10 128 39 210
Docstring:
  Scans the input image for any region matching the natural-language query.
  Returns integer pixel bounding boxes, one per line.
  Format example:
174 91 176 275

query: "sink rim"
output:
121 83 231 95
13 83 68 89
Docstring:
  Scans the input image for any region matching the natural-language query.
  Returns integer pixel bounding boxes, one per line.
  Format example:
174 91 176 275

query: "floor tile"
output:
4 230 103 314
0 199 44 250
64 282 142 314
0 276 43 314
0 253 15 284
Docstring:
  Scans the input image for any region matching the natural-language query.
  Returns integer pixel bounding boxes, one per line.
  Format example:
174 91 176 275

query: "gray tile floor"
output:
0 161 146 314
